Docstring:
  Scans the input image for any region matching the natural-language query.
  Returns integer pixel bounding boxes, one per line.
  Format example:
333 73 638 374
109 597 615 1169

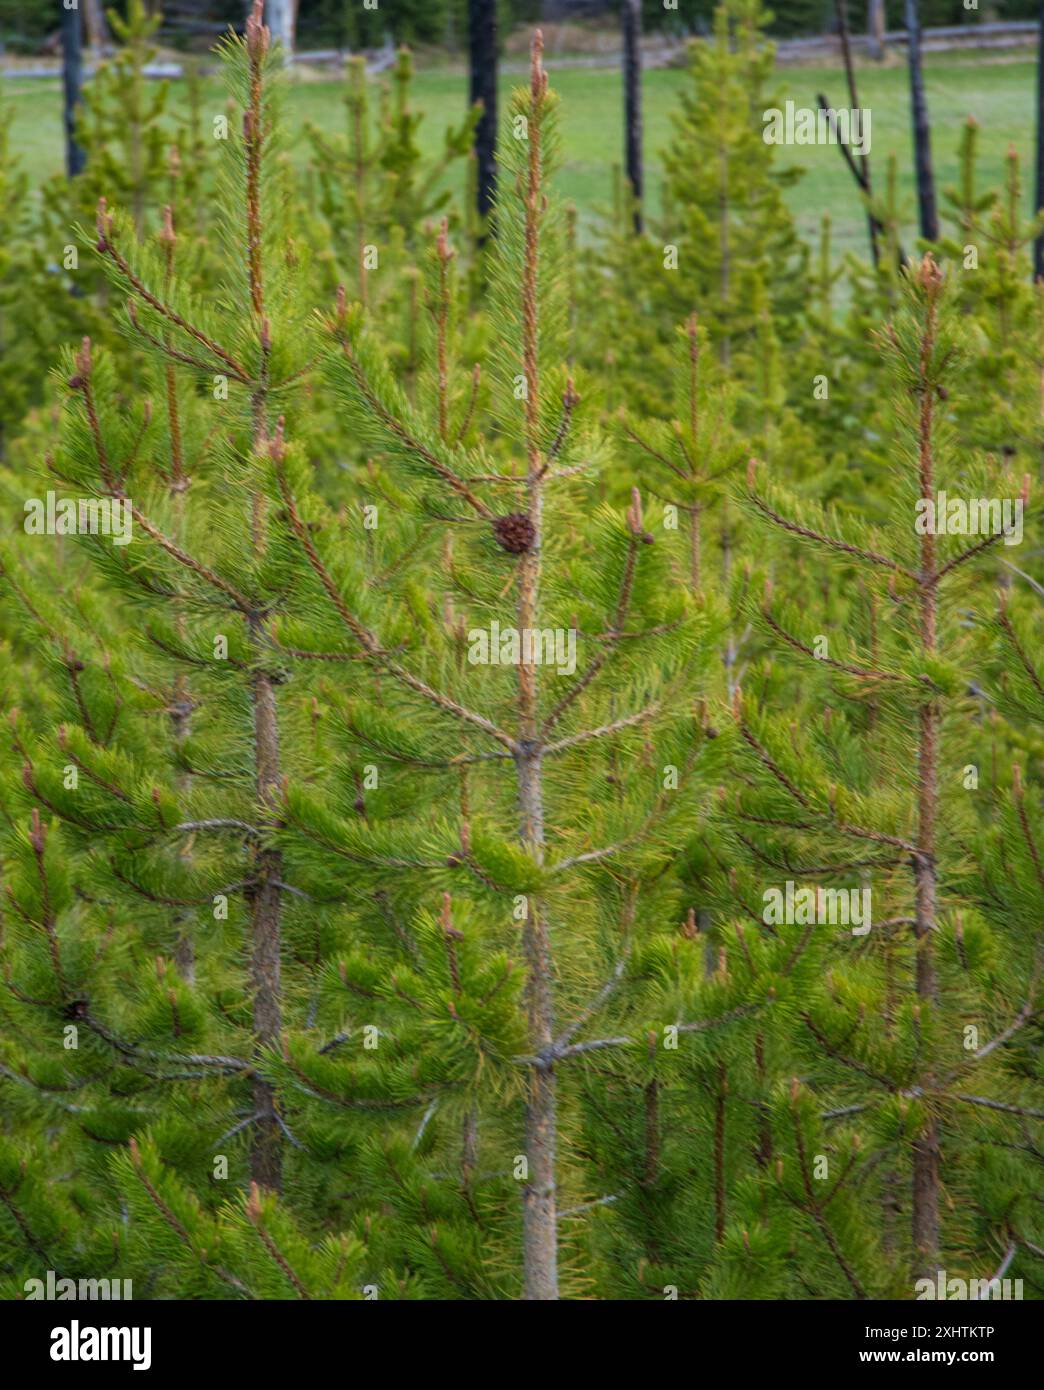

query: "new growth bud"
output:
530 30 547 101
245 0 269 62
268 417 286 465
96 198 113 250
436 217 455 263
29 807 46 855
917 252 944 299
626 487 654 543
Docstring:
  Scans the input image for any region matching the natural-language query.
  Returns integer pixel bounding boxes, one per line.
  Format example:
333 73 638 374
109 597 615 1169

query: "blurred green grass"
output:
1 51 1038 258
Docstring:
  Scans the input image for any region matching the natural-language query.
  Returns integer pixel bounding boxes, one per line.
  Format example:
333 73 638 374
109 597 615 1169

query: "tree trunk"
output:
245 6 284 1193
468 0 498 236
912 261 942 1279
83 0 111 50
518 37 556 1300
60 2 86 179
621 0 643 234
905 0 938 241
265 0 296 60
248 650 284 1193
1035 0 1044 281
867 0 886 60
835 0 879 266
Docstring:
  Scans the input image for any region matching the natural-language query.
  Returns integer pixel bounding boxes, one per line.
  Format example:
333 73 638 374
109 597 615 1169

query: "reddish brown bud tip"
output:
246 1180 263 1221
245 0 269 61
917 252 944 297
531 30 545 96
268 416 286 464
95 198 110 245
626 486 644 537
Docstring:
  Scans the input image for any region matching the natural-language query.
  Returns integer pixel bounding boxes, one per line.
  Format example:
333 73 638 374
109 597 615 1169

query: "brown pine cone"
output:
491 512 535 554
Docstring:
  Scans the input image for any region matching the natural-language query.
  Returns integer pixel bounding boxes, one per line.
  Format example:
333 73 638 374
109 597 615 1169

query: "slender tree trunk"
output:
753 1031 772 1167
722 501 737 697
867 0 886 61
713 1061 727 1243
83 0 111 50
265 0 296 60
468 0 498 237
518 36 556 1301
905 0 938 242
835 0 879 266
719 141 731 367
1034 1 1044 280
245 5 284 1193
161 207 196 983
248 647 284 1192
60 2 86 179
912 259 942 1278
621 0 643 234
686 312 701 591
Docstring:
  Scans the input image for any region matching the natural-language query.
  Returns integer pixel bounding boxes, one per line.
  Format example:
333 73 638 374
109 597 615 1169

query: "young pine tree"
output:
262 32 733 1299
733 255 1040 1290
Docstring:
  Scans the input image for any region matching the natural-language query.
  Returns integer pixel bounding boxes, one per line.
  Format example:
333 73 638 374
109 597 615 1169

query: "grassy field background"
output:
1 50 1039 260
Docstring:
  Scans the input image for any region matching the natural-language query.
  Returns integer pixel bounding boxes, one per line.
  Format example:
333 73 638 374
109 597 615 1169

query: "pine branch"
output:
246 1183 310 1299
532 1002 765 1066
128 1138 250 1296
930 527 1008 584
82 1010 251 1073
747 482 913 578
759 603 901 682
336 336 494 519
970 1240 1018 1298
96 200 250 382
542 533 642 734
272 439 517 751
544 702 660 756
789 1093 868 1298
999 606 1044 703
950 1095 1044 1120
802 1015 894 1089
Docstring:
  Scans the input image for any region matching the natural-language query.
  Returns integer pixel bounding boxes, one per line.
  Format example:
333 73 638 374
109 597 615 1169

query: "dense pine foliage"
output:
0 1 1040 1302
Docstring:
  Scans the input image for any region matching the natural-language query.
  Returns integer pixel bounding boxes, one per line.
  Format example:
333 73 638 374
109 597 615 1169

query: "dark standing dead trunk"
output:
1035 1 1044 280
905 0 938 242
622 0 643 234
835 1 879 266
468 0 498 236
60 2 86 179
